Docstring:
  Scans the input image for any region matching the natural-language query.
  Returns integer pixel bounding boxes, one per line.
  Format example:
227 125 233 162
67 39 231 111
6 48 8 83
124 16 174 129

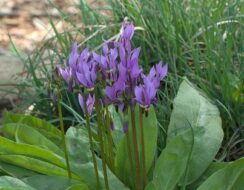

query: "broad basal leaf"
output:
2 112 62 146
145 182 156 190
65 184 90 190
197 158 244 190
0 161 37 178
0 154 80 180
66 127 91 164
167 78 223 184
23 175 85 190
69 158 128 190
0 123 63 156
0 176 36 190
0 136 66 169
187 162 230 190
151 130 193 190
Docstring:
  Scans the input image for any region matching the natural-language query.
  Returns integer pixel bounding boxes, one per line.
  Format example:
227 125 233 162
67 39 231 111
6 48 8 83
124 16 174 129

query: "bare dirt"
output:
0 0 81 51
0 0 80 115
0 0 107 116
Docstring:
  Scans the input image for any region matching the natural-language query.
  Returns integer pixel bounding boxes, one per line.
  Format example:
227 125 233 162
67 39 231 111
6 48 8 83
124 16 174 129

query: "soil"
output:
0 0 107 117
0 0 80 115
0 0 81 51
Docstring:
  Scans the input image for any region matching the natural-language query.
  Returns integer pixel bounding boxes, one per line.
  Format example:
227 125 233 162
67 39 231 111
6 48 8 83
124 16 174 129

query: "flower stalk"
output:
84 100 100 189
95 90 110 190
57 93 72 179
105 107 114 170
139 107 146 187
130 107 141 190
125 127 136 190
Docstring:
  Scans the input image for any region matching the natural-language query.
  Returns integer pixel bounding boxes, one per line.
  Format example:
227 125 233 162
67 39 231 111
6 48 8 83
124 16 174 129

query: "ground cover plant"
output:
0 0 244 189
8 0 243 162
0 20 244 190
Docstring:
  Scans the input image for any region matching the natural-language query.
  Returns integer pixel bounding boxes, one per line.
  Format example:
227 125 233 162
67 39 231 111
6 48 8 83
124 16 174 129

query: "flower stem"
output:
84 102 100 190
95 95 109 190
126 131 136 190
139 107 146 187
130 107 141 190
105 107 114 170
57 95 71 179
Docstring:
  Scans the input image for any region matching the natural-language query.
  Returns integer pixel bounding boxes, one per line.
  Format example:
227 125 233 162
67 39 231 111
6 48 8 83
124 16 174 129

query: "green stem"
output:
57 95 71 179
95 95 109 190
139 107 146 187
105 107 114 170
104 111 109 159
126 131 136 190
84 102 100 190
130 107 141 190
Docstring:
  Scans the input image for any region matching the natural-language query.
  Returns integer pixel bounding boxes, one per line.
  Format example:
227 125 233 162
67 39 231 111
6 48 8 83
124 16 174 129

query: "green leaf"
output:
65 126 128 190
69 158 128 190
187 162 230 190
105 162 129 190
0 176 36 190
66 127 91 164
0 170 6 176
69 161 100 190
0 136 66 169
0 123 63 156
167 78 224 184
197 158 244 190
115 106 158 187
144 182 156 190
65 184 90 190
23 175 83 190
2 112 62 146
0 161 38 178
108 105 125 148
152 130 193 190
0 155 80 180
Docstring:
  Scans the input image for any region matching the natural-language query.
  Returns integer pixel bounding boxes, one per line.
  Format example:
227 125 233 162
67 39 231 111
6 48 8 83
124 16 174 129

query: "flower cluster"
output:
59 21 168 115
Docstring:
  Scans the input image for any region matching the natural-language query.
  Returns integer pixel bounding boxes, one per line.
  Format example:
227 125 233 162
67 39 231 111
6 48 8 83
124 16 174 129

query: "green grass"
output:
8 0 244 160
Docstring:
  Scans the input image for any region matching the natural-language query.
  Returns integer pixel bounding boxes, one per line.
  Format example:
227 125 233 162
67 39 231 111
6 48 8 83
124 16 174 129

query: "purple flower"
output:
148 62 168 88
134 76 157 109
76 50 97 91
102 43 109 55
127 47 142 81
78 93 95 116
58 63 74 91
106 74 126 105
121 22 134 40
105 62 127 104
122 121 129 133
77 48 90 74
118 22 142 86
119 22 135 59
58 42 79 91
118 46 142 102
69 42 79 69
67 42 80 81
59 22 168 113
76 64 96 90
59 64 72 84
93 44 118 76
